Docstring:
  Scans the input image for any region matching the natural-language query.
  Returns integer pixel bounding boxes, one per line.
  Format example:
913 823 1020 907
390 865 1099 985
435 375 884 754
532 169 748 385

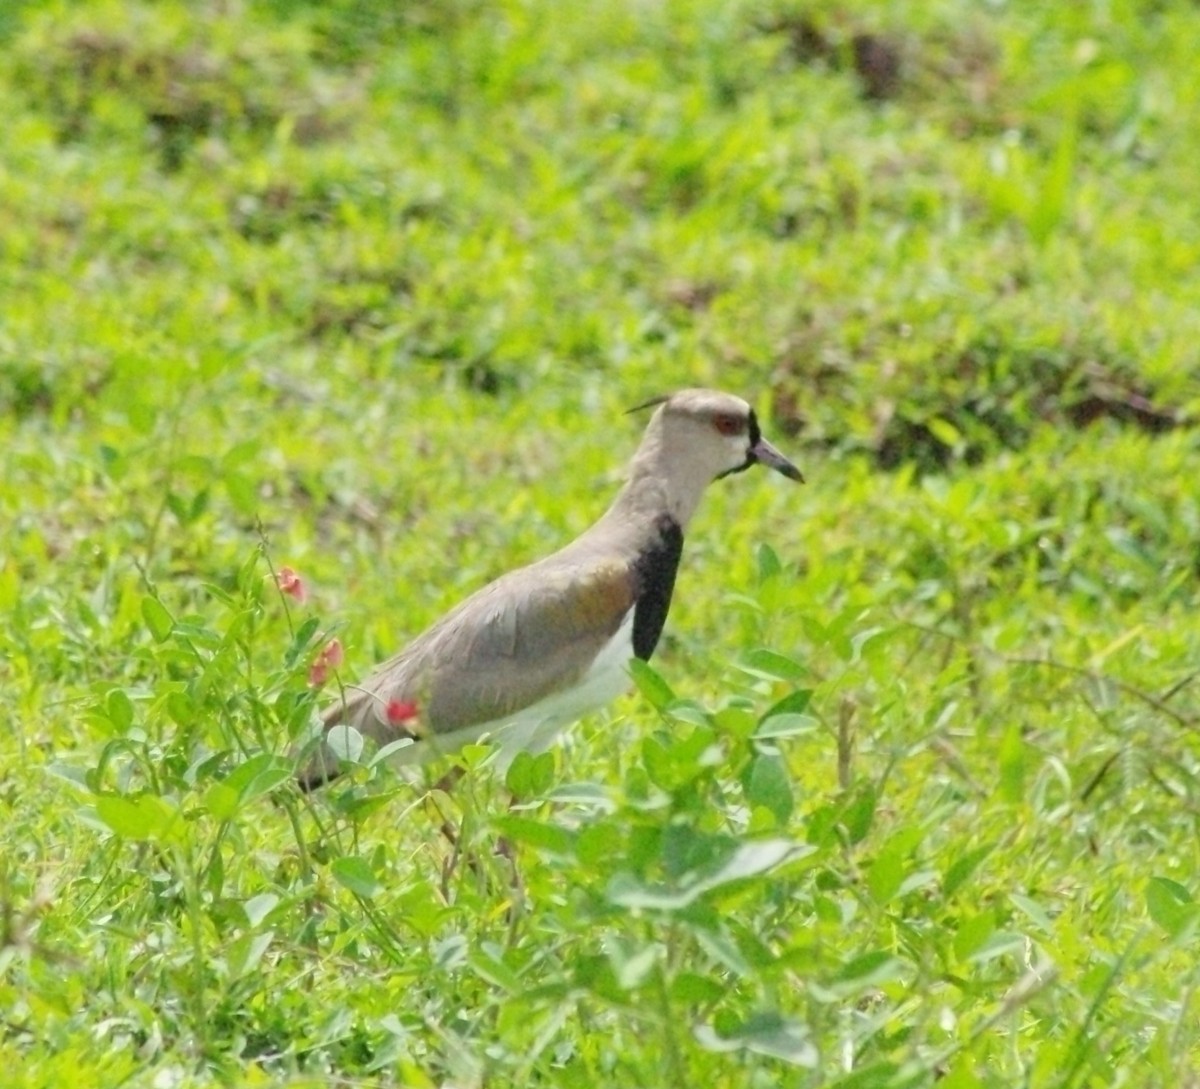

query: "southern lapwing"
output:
298 389 801 789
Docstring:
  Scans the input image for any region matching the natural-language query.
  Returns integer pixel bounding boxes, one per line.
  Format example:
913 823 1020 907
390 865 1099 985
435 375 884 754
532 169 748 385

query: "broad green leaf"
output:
737 649 808 683
371 738 417 765
743 754 793 824
105 689 134 732
165 691 195 727
1009 892 1055 936
243 893 280 928
998 724 1026 803
927 416 963 449
222 753 293 798
505 750 555 799
285 616 322 666
968 931 1026 963
756 541 782 581
576 821 623 867
1146 876 1198 939
491 815 576 857
826 1061 905 1089
205 755 292 818
468 949 521 993
331 855 381 899
761 688 813 720
693 926 753 978
607 939 659 990
752 712 817 739
326 724 364 764
606 839 805 911
828 950 906 991
628 658 675 711
943 843 995 897
867 849 904 904
141 596 174 642
95 794 180 842
842 784 877 844
952 911 996 961
227 931 274 979
546 781 615 809
695 1011 817 1067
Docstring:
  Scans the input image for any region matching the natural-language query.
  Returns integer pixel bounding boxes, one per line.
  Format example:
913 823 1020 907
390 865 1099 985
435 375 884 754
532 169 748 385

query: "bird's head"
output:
631 389 804 485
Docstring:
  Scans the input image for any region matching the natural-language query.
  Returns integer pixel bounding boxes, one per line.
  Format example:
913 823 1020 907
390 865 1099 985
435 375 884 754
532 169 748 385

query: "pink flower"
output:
276 566 307 604
308 637 345 687
321 638 344 668
386 698 419 726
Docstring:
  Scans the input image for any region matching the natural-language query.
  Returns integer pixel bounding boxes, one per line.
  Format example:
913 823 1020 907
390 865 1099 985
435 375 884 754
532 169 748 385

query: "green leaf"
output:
223 753 293 798
695 1011 817 1067
826 1062 905 1089
866 849 904 904
243 893 280 928
998 724 1026 803
828 950 905 991
332 855 381 899
285 616 322 666
221 439 261 470
227 931 275 979
693 925 753 978
606 839 805 911
841 784 877 844
756 541 782 582
927 416 963 449
1009 892 1055 936
337 789 405 821
762 688 813 720
752 712 817 739
943 843 995 897
205 755 293 818
1146 876 1198 940
491 815 575 856
371 738 417 765
468 948 521 993
952 911 996 961
141 596 174 642
95 794 180 842
967 931 1026 963
628 658 675 711
576 821 623 866
105 689 134 732
326 725 364 764
606 939 659 990
743 754 793 824
641 727 721 792
737 649 808 683
505 750 555 799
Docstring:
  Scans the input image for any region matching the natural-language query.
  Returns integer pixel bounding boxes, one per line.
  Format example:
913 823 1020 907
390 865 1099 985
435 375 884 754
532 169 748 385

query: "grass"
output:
2 0 1199 1085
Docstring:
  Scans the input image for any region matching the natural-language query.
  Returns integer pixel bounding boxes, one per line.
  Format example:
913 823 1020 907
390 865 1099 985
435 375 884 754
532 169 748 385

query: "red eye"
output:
713 414 743 437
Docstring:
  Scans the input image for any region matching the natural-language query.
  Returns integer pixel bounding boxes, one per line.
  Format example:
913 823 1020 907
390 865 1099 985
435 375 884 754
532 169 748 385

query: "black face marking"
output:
631 515 684 660
747 409 761 448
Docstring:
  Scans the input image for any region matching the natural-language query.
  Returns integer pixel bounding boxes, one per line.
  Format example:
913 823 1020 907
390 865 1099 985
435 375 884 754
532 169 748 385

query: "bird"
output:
297 388 802 789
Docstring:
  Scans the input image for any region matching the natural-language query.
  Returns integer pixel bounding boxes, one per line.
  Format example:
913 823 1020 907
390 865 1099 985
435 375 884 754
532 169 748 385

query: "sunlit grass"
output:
2 1 1199 1085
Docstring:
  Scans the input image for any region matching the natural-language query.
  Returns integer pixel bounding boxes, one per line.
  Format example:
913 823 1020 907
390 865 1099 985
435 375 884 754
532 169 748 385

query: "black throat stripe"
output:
631 515 684 660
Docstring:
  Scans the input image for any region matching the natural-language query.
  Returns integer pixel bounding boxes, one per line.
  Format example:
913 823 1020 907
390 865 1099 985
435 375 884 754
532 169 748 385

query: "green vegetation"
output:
3 0 1199 1084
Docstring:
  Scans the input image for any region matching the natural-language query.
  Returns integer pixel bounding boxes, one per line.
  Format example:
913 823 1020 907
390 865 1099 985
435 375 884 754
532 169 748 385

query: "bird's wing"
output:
319 553 640 748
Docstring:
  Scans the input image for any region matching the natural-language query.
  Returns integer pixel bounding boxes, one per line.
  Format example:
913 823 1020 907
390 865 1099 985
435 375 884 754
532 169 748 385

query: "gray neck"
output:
597 413 713 532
